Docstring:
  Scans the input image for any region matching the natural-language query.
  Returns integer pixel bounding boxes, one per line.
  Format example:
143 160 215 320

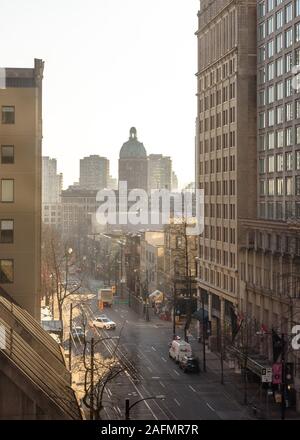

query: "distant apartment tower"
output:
257 0 300 220
79 155 109 190
148 154 172 191
0 59 44 319
196 0 257 329
119 127 148 192
42 157 62 203
171 171 179 191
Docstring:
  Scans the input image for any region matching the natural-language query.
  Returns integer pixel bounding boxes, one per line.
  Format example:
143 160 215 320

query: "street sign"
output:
261 367 272 383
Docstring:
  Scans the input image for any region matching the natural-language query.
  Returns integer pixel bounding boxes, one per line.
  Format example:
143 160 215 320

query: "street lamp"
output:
125 395 166 420
195 257 206 372
173 258 179 339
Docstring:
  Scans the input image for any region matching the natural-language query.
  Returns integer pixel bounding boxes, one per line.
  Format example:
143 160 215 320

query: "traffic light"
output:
285 362 294 385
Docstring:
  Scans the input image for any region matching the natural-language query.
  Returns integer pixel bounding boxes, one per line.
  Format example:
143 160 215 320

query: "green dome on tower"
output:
119 127 147 159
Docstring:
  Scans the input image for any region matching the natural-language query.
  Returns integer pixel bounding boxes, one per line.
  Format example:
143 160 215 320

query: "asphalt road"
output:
69 296 250 420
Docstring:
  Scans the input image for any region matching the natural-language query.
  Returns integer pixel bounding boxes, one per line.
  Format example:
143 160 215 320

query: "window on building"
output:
0 259 14 283
268 155 275 172
276 153 284 171
276 33 283 53
1 106 15 124
286 176 293 195
285 52 292 72
286 127 292 146
277 129 284 148
296 150 300 169
276 178 283 195
0 220 14 243
1 179 14 202
296 176 300 195
286 151 293 170
1 145 14 164
268 179 275 195
285 2 293 23
286 102 293 121
285 28 293 48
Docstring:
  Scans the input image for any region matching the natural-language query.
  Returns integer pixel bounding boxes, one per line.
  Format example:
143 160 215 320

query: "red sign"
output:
272 363 282 385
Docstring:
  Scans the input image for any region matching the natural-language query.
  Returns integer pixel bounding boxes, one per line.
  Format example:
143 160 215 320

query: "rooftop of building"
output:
2 59 44 88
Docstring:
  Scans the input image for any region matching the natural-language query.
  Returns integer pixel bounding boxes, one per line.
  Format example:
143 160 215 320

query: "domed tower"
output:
119 127 148 192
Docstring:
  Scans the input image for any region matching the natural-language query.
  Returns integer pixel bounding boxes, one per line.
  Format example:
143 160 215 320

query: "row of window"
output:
200 246 236 268
260 175 300 195
202 180 236 196
199 57 236 91
0 104 16 283
199 156 236 174
259 54 300 90
203 203 236 220
199 83 236 112
199 266 236 293
258 0 298 27
199 132 236 152
260 126 300 148
202 226 236 244
259 24 300 59
259 200 300 218
259 150 300 171
199 108 236 132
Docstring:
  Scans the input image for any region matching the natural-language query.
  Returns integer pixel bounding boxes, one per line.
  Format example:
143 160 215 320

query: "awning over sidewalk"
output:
192 308 209 322
228 345 272 377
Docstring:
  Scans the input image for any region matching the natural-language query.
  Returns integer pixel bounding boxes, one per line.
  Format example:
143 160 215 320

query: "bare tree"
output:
42 225 88 339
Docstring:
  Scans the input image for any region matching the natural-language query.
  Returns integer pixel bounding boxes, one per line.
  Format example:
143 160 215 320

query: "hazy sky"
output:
1 0 199 188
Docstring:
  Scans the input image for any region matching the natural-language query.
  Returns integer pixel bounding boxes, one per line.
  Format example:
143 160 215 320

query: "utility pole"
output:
281 333 286 421
201 292 206 372
173 280 177 339
90 337 94 421
68 303 73 371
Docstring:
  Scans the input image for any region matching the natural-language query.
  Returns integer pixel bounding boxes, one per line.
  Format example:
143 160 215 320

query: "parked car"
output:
71 326 85 340
92 317 116 330
179 356 200 373
169 339 192 363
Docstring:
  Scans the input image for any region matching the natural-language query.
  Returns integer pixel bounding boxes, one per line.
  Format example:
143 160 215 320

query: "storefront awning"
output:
192 308 209 322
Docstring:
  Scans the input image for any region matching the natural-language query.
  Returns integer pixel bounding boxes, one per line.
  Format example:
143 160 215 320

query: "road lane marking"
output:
151 346 156 351
147 366 153 373
161 357 167 362
206 403 216 412
159 381 166 388
173 369 180 376
174 399 181 407
151 377 160 380
189 385 197 393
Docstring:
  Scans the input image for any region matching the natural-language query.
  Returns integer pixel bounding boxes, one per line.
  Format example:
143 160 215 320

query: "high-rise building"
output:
42 157 63 229
195 0 257 332
119 127 148 192
0 59 44 318
42 157 62 204
79 155 109 190
238 0 300 411
171 171 179 191
148 154 172 191
257 0 300 221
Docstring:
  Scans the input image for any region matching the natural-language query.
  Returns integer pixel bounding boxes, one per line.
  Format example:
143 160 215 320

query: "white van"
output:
169 340 192 363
